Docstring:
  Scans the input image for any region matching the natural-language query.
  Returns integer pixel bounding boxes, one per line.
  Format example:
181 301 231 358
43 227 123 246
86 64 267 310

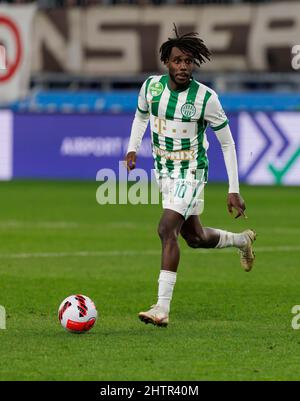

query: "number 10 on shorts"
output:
174 182 187 199
0 45 6 70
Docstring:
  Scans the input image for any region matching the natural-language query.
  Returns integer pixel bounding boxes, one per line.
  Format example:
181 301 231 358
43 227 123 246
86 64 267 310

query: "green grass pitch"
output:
0 181 299 381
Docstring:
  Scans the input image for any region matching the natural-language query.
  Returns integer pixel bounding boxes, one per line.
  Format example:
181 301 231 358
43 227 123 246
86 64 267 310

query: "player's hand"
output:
227 193 247 219
125 151 137 172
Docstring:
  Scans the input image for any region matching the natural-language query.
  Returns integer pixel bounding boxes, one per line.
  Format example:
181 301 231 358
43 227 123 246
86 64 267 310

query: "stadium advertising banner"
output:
32 2 300 74
0 110 13 180
0 111 299 185
0 5 36 104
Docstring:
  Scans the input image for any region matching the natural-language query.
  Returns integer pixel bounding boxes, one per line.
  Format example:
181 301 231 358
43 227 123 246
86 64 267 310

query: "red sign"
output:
0 15 22 82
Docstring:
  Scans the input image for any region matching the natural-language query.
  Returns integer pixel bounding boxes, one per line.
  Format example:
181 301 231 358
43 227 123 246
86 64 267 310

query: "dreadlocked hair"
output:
160 24 211 67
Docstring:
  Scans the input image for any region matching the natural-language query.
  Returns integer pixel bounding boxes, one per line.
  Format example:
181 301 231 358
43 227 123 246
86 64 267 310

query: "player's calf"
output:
181 227 220 249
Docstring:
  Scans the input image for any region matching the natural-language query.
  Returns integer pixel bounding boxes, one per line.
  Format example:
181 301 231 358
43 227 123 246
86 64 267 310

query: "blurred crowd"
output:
0 0 278 6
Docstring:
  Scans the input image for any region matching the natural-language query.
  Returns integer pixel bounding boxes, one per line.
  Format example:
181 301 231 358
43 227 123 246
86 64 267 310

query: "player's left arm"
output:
214 124 246 218
205 92 246 219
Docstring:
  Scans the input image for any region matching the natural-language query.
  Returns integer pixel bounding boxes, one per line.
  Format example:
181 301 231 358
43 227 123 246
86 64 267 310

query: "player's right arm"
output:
125 79 150 171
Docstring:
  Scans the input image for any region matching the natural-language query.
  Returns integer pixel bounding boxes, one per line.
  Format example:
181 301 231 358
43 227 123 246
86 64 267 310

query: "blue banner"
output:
12 113 236 182
0 111 299 185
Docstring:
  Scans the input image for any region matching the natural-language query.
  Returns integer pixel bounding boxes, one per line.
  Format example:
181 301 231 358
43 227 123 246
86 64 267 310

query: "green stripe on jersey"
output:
180 138 191 177
145 77 152 98
165 91 179 120
152 132 160 148
137 105 148 114
181 138 191 150
155 154 163 173
211 119 229 131
165 136 173 151
182 80 199 122
151 75 168 117
164 136 174 174
152 132 163 172
179 160 190 178
196 90 211 172
199 90 212 129
196 121 208 171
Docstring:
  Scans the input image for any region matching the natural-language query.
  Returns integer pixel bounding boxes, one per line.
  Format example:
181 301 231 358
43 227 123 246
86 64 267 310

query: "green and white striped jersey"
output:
137 74 229 179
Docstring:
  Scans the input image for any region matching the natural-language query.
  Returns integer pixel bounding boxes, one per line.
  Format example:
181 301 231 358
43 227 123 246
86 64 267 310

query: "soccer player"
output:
125 26 256 327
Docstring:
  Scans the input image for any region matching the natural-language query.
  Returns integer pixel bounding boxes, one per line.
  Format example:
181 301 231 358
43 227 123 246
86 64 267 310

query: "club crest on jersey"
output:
181 103 196 118
150 82 164 97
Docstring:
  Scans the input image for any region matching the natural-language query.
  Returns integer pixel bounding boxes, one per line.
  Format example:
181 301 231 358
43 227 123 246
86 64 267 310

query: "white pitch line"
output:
0 221 140 230
1 221 299 235
0 250 161 259
0 221 80 229
0 246 300 259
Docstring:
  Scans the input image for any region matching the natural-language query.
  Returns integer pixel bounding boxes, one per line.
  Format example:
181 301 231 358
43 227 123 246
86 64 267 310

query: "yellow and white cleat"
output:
139 304 169 327
239 229 257 272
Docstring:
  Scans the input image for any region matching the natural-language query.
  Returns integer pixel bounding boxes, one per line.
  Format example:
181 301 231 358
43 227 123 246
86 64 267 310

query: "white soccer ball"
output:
58 294 98 333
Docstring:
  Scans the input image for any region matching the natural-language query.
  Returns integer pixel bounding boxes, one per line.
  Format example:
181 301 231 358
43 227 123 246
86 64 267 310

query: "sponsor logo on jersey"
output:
154 146 194 161
149 82 164 97
181 103 196 118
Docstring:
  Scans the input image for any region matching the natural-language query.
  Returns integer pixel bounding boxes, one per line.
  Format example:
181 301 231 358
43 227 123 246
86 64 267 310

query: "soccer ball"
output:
58 294 98 333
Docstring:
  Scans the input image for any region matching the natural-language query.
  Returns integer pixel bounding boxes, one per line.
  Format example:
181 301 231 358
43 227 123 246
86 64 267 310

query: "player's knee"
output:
158 222 178 242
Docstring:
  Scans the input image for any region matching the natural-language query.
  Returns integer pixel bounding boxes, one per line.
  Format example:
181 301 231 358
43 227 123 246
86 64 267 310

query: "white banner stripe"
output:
0 110 13 180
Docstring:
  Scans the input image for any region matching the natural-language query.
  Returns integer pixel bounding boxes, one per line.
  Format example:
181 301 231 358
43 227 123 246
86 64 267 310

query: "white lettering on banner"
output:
32 3 300 73
197 5 252 71
84 9 140 75
60 137 152 157
61 137 122 156
0 110 13 181
291 45 300 70
32 10 82 73
248 3 300 70
0 45 6 70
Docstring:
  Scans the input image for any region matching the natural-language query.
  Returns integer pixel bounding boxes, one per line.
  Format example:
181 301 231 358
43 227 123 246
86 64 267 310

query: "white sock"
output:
215 229 248 249
157 270 177 313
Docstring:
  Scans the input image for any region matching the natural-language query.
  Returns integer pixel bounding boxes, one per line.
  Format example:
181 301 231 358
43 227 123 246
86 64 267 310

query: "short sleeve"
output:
204 93 229 131
137 78 151 114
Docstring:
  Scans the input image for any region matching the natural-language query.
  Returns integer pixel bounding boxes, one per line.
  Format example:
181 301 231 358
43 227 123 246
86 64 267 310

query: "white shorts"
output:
157 171 205 220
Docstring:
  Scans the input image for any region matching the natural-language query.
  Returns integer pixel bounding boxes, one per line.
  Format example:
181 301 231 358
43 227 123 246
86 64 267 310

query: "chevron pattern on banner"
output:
238 112 300 185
